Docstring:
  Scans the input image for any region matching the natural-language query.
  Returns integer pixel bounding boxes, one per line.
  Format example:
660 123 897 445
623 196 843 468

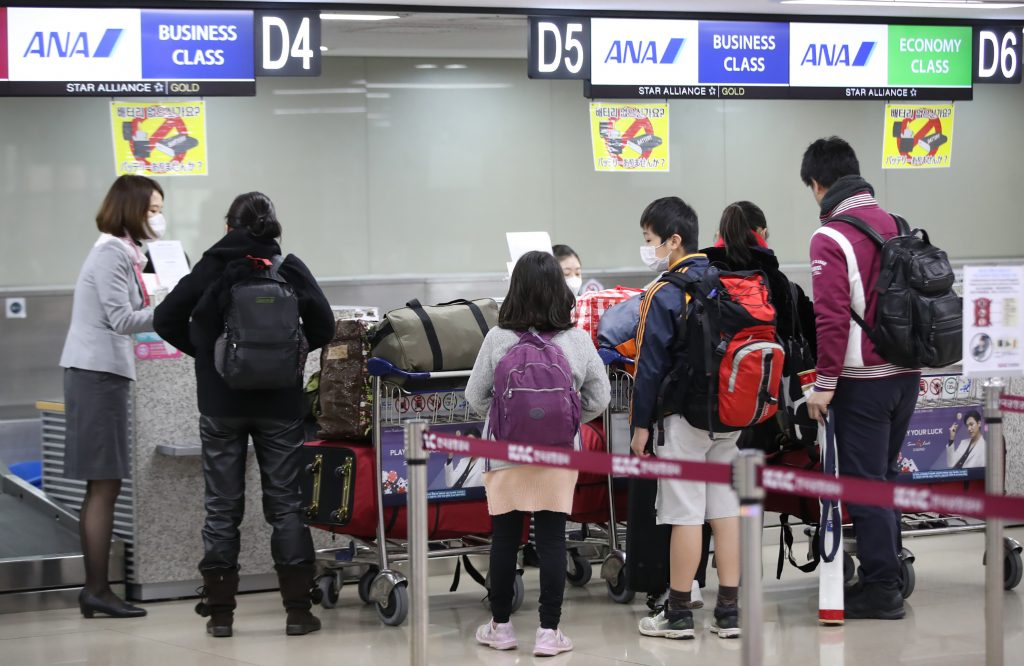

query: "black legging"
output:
489 510 567 630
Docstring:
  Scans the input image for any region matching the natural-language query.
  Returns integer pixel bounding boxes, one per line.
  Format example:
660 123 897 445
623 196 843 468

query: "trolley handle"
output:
367 357 474 380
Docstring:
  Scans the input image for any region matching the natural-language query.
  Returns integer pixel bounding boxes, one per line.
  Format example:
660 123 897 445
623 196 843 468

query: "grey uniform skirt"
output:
63 367 132 480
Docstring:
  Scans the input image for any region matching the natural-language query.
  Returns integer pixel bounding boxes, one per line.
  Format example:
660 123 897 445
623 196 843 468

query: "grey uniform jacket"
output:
60 239 154 381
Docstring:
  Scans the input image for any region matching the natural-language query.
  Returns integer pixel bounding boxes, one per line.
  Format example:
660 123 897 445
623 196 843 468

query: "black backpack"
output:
829 215 962 369
658 266 785 436
214 255 307 390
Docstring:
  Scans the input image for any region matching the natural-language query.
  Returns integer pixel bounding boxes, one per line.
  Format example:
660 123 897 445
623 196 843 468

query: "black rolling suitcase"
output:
627 478 713 605
299 442 358 527
626 477 671 595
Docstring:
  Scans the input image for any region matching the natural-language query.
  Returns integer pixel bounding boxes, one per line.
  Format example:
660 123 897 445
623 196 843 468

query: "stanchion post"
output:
734 449 766 666
983 378 1006 666
405 419 430 666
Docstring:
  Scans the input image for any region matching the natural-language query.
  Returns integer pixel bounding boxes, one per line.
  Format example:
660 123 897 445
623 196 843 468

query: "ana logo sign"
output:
604 37 685 65
22 28 124 59
790 23 888 87
7 7 143 81
590 18 699 86
800 41 876 68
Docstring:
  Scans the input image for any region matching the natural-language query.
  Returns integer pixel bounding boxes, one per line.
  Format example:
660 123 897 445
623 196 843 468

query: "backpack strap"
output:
825 216 892 346
652 267 704 447
406 299 444 371
827 214 886 247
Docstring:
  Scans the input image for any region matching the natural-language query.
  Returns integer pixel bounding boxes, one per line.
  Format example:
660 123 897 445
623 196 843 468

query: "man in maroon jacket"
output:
801 137 920 620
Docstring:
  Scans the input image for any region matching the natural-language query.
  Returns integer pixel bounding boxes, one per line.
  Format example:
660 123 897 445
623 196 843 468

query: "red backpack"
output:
659 267 785 435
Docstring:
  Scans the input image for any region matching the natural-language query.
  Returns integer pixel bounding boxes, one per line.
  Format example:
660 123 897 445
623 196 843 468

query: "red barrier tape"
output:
1000 394 1024 415
423 432 1024 523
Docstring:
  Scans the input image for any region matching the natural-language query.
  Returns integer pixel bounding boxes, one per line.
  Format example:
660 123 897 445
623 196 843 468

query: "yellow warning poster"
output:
590 102 669 173
882 104 954 170
110 102 208 177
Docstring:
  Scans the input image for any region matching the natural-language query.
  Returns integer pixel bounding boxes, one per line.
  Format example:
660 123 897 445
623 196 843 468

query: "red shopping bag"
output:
574 286 643 347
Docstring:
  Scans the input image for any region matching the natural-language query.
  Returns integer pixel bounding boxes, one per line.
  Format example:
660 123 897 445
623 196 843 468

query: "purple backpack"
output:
489 331 581 448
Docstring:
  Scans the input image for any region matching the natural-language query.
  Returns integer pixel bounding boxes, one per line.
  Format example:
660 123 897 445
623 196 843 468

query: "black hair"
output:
719 201 767 266
964 410 982 425
800 136 861 189
225 191 282 240
639 196 699 253
552 244 580 263
498 251 575 332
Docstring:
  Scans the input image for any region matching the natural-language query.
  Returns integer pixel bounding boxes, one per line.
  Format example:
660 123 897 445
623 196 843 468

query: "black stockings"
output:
80 479 122 596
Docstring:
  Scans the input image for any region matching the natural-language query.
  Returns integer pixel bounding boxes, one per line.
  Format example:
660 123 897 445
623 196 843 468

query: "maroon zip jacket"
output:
810 187 919 391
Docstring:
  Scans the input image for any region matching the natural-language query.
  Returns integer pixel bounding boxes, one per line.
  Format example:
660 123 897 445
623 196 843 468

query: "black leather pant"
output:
198 416 314 572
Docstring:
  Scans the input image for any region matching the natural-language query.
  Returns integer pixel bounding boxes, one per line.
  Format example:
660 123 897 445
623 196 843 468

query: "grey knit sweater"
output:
465 327 611 471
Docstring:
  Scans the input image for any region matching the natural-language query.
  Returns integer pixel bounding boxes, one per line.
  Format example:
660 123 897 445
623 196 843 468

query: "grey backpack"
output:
214 255 307 390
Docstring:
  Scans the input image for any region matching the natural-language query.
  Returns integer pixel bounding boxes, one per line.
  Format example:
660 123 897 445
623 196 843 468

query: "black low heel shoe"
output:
79 590 148 619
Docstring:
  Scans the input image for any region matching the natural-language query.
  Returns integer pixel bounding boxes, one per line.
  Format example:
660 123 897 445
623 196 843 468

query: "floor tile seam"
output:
0 627 106 642
100 627 264 666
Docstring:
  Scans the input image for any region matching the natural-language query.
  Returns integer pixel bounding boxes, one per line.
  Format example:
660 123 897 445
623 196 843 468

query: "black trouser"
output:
832 374 919 587
490 510 567 630
198 416 315 572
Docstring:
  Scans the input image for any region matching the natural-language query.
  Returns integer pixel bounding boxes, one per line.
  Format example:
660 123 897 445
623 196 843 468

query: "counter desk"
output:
39 350 337 601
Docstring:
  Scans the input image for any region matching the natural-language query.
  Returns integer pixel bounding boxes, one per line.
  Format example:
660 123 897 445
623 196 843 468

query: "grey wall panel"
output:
2 57 1021 290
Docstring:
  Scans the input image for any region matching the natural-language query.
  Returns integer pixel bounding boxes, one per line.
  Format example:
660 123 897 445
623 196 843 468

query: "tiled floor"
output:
2 526 1022 665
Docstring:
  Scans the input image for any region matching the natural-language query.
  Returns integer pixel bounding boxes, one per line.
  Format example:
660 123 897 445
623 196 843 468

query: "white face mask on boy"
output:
565 276 583 295
640 241 669 273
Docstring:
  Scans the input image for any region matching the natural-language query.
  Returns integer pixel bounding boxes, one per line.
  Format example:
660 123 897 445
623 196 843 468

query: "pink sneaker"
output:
476 620 518 650
534 627 573 657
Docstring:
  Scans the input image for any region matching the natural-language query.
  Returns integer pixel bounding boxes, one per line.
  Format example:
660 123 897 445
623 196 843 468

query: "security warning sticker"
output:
881 103 954 169
590 102 669 173
111 101 208 176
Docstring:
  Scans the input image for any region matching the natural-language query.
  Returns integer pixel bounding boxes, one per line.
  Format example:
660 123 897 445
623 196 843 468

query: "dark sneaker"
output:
639 610 695 640
711 607 741 639
845 583 905 620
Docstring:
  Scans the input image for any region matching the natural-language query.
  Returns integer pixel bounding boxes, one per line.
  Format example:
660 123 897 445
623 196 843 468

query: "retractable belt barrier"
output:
423 432 1024 523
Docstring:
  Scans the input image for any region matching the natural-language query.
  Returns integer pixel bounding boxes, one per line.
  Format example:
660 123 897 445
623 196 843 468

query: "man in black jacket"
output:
154 192 334 638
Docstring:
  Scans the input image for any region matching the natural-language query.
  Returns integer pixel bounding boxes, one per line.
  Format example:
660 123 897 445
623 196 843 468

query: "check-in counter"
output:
40 348 335 601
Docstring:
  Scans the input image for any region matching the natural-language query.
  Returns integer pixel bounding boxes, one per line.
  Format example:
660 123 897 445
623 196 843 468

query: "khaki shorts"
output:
655 415 740 526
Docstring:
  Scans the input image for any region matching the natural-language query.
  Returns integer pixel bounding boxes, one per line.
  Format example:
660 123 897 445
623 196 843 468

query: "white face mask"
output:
148 213 167 239
565 276 583 295
640 241 669 273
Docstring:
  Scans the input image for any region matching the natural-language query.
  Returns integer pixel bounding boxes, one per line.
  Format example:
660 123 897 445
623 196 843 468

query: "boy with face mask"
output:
629 197 742 641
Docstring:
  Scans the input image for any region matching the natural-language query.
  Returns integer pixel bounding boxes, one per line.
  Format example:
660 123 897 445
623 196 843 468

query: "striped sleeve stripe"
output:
633 280 670 370
842 365 918 378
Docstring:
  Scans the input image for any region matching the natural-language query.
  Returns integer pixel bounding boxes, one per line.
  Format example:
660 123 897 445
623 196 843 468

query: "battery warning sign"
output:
590 102 670 173
881 103 954 169
110 101 208 176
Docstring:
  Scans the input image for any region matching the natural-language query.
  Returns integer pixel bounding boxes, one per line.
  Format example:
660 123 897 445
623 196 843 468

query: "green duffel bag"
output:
370 298 498 372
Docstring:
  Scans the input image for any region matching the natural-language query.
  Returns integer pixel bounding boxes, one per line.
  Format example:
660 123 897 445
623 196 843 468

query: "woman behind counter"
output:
60 174 164 619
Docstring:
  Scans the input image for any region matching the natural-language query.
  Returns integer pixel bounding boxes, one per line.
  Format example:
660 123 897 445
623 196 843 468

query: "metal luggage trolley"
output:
595 350 637 604
311 358 525 627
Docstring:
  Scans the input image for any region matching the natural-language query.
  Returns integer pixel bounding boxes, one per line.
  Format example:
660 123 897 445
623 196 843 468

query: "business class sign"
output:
0 7 320 96
532 17 976 100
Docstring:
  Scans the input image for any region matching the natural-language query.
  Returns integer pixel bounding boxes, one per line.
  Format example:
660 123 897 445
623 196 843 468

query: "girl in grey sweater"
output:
466 251 609 657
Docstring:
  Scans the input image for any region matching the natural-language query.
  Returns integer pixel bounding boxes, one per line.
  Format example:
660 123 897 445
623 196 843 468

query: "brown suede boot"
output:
195 568 239 638
276 564 322 636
